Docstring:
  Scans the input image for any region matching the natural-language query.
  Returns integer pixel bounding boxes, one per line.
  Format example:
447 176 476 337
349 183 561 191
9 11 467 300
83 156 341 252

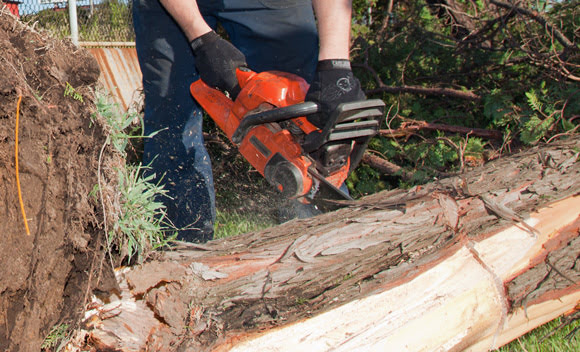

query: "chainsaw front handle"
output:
231 102 320 144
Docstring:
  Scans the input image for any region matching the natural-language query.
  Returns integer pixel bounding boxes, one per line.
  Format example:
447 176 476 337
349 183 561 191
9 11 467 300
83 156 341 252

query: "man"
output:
132 0 365 242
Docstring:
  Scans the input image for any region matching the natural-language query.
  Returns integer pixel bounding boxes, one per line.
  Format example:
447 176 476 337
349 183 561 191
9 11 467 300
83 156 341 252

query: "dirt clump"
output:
0 13 114 351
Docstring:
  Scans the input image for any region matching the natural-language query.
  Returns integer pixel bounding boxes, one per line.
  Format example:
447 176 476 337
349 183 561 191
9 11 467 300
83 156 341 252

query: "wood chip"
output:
480 195 540 237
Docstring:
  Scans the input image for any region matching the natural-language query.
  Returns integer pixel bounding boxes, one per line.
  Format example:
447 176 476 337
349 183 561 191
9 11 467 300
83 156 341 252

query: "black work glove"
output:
190 31 247 99
305 59 366 129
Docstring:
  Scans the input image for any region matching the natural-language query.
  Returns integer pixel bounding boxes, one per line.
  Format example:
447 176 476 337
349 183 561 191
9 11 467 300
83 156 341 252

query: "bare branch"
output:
489 0 578 53
361 153 412 181
365 84 481 101
380 119 504 140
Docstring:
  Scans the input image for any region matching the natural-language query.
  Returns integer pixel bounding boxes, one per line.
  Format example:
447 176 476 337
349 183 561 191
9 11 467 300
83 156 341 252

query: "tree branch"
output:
365 84 481 101
353 61 481 101
361 153 412 181
381 119 504 140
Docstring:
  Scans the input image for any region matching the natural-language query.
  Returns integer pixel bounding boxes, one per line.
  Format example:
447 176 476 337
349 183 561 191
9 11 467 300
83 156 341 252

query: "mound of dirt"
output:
0 13 113 350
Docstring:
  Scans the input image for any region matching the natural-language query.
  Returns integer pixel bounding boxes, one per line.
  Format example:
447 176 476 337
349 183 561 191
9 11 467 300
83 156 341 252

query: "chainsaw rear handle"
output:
231 102 320 144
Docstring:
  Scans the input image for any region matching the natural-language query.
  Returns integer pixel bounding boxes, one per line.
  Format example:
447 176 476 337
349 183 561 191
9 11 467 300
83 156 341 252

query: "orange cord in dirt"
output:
15 95 30 236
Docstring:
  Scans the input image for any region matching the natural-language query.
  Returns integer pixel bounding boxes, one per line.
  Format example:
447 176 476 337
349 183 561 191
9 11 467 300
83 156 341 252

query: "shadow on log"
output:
82 137 579 351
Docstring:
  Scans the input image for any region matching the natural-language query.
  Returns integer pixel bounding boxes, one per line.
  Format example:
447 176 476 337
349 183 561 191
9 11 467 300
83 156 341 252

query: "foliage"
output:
96 96 143 154
64 82 84 102
348 0 579 194
22 0 134 41
485 82 580 145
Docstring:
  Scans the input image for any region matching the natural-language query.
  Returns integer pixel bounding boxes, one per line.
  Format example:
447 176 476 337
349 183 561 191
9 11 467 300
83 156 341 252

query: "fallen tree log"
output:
80 137 580 351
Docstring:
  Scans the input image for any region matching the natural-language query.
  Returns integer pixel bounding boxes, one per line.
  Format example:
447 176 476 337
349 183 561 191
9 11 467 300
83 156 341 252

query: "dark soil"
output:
0 13 112 351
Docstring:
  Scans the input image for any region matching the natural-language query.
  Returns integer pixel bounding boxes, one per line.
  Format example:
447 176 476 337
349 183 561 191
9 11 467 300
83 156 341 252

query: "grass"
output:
96 93 276 260
96 92 278 261
214 209 276 239
499 315 579 351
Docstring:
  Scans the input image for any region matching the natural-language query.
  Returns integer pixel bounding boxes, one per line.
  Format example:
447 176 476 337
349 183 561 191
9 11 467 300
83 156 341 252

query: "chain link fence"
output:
6 0 134 42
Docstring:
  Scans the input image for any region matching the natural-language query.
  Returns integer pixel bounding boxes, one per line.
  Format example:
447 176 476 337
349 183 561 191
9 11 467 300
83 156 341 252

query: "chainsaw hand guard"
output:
302 100 385 174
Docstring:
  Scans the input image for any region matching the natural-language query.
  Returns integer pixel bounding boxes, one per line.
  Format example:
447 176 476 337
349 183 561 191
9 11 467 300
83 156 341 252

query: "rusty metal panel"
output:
86 46 143 113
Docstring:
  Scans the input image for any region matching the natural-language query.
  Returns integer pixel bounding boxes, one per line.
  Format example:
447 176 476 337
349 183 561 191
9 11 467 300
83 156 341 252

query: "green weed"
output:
41 323 69 351
94 96 152 155
111 164 176 262
63 82 83 102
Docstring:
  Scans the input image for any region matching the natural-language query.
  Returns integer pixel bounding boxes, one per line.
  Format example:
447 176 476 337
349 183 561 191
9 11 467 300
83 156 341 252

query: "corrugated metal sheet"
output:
85 45 143 113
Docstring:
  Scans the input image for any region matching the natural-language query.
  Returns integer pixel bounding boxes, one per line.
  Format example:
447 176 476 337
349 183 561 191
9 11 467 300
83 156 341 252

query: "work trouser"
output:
132 0 318 242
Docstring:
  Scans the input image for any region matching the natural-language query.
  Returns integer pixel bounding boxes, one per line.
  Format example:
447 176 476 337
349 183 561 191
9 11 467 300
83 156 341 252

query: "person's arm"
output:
158 0 246 97
312 0 353 60
306 0 365 129
159 0 211 40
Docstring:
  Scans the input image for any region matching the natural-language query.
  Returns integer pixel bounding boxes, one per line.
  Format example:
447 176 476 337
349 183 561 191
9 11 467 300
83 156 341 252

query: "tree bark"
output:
80 137 580 351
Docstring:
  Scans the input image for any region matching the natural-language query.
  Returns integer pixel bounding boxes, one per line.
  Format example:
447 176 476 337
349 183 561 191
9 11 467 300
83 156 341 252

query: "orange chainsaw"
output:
190 68 385 204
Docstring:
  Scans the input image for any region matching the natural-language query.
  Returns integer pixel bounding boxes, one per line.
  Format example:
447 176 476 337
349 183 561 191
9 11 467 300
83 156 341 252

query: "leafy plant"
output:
484 82 579 145
94 97 145 154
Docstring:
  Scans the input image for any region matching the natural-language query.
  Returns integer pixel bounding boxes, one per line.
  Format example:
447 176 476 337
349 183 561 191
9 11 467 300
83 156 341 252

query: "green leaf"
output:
526 90 543 112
